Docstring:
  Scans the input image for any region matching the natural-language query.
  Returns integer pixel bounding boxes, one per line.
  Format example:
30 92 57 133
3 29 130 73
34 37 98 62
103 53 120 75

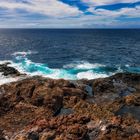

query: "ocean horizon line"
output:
0 28 140 30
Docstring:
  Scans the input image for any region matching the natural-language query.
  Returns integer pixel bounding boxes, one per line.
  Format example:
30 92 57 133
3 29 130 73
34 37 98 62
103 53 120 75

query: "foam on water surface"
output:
10 54 114 80
77 71 108 79
0 73 25 86
0 50 140 85
63 61 105 69
12 50 38 56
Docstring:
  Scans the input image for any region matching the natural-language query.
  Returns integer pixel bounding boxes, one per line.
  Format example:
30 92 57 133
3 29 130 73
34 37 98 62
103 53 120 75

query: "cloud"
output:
0 0 139 28
88 6 140 18
0 0 82 17
81 0 140 6
0 14 118 28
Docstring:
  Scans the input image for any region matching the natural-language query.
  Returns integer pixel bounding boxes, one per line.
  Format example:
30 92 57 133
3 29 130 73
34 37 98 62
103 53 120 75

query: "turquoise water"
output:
9 51 140 80
0 29 140 80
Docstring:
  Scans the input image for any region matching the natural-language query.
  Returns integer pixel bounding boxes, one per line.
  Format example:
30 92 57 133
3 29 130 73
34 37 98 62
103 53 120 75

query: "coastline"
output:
0 63 140 139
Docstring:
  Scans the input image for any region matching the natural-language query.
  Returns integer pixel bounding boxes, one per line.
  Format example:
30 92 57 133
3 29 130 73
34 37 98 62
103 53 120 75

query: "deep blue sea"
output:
0 29 140 80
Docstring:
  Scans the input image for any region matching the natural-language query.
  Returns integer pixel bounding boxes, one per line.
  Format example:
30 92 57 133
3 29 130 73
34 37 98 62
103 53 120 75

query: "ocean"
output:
0 29 140 80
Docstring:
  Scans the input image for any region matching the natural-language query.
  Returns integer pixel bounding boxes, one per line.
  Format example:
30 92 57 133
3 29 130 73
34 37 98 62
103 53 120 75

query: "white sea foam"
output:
12 58 108 80
63 61 105 69
0 60 13 64
8 61 28 74
12 50 38 56
0 58 112 85
1 49 140 86
2 54 135 85
77 70 108 79
0 73 25 86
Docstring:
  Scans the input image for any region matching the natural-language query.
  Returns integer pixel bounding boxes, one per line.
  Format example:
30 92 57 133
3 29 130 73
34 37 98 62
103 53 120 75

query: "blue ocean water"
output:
0 29 140 80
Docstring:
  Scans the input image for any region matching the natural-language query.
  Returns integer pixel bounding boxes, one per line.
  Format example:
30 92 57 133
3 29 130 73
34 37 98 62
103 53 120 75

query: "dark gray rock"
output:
0 63 20 76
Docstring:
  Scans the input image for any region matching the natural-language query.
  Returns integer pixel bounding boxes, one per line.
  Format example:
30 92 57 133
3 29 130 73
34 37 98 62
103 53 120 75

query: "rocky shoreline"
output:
0 63 140 140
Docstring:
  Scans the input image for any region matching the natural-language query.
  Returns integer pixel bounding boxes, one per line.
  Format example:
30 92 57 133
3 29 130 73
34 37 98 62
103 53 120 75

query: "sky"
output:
0 0 140 28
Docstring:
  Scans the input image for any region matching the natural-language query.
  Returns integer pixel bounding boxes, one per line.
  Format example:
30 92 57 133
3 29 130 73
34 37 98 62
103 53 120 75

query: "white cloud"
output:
0 13 139 28
0 14 118 28
88 6 140 18
82 0 140 6
0 0 139 28
0 0 82 17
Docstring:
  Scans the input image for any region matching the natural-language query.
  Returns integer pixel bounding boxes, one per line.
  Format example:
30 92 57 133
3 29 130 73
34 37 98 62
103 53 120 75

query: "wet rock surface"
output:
0 72 140 140
0 63 21 76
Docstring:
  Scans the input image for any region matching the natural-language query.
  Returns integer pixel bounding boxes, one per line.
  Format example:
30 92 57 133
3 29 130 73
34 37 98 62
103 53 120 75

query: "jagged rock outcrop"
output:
0 63 20 76
0 71 140 140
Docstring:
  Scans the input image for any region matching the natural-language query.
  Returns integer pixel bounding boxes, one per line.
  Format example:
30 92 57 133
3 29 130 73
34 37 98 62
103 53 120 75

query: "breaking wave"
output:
0 51 140 83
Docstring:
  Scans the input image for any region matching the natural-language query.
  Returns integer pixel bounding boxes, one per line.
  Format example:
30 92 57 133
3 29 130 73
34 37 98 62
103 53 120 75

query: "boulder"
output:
0 63 20 76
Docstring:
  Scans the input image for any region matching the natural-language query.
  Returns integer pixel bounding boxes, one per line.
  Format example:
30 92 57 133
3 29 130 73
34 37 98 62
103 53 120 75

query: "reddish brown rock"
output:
0 73 139 139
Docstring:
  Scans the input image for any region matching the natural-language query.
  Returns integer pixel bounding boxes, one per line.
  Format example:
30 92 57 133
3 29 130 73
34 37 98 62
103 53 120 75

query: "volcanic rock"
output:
0 63 20 76
0 72 140 139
